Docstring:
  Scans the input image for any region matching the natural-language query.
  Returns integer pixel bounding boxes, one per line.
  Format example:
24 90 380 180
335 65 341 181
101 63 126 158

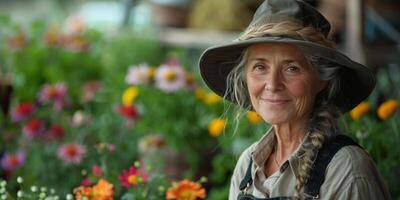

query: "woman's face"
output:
246 43 325 125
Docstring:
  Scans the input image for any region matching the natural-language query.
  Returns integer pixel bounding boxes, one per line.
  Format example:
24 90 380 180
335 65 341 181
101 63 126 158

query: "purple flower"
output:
1 151 25 171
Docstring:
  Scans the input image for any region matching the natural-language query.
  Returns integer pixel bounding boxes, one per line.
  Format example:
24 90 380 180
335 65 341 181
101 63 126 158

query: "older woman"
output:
199 0 391 199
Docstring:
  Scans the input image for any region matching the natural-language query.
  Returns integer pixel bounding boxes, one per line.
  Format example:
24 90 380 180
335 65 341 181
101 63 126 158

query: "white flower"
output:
17 190 23 198
66 194 73 200
155 64 186 93
125 63 153 85
31 186 38 192
17 177 23 184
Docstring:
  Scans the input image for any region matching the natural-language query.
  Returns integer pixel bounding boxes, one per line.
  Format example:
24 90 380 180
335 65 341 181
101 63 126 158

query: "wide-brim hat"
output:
199 0 375 113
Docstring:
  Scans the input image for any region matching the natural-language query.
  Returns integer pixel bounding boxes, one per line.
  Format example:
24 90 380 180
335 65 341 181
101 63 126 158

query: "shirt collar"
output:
251 127 310 179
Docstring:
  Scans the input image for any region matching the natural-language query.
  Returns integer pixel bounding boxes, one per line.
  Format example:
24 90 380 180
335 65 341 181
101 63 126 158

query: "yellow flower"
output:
247 111 263 124
208 118 226 137
122 87 139 106
195 88 206 100
148 67 156 80
350 102 370 120
166 179 206 200
377 99 398 120
203 93 222 105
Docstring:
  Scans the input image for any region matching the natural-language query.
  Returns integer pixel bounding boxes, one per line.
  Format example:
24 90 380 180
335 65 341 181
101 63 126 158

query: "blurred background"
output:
0 0 399 199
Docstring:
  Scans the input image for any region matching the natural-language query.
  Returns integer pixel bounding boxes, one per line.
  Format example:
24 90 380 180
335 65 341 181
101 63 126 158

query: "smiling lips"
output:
260 98 291 105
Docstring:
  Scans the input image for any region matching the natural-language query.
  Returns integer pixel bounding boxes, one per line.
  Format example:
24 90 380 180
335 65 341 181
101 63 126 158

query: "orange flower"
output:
74 179 113 200
207 118 226 137
247 111 263 124
350 102 370 120
203 93 222 105
92 179 114 200
74 186 92 200
166 179 206 200
377 99 398 120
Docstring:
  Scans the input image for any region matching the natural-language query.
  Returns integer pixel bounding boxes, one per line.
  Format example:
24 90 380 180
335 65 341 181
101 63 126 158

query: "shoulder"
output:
321 144 391 199
233 141 258 176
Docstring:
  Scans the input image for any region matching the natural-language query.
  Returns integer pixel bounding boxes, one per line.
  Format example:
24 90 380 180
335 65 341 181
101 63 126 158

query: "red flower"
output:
44 124 65 141
119 166 148 187
23 119 45 139
116 105 140 127
8 32 27 50
11 102 35 122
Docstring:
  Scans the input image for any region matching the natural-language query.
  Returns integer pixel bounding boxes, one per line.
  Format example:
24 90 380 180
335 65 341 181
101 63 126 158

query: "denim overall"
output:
237 135 360 200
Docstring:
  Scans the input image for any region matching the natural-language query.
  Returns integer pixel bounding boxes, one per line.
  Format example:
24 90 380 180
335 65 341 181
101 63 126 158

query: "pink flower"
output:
57 143 86 165
1 151 25 171
81 178 92 186
23 118 45 139
119 166 149 188
38 83 69 111
125 63 154 85
82 80 102 102
11 102 35 122
155 62 186 93
92 165 102 177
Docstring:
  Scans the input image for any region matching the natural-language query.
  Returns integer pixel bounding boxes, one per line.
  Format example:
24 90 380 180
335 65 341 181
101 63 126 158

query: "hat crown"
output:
248 0 331 37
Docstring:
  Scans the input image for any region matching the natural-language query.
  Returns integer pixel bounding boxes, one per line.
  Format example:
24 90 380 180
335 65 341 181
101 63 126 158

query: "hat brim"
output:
199 36 376 113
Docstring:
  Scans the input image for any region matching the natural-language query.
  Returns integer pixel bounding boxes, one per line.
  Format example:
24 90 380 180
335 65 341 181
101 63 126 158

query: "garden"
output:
0 15 399 200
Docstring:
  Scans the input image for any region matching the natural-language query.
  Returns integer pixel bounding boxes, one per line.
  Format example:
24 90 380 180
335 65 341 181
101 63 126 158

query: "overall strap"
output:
239 158 254 191
304 134 360 198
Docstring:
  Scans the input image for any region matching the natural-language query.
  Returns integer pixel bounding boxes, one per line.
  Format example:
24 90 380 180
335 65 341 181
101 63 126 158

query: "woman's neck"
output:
273 122 307 161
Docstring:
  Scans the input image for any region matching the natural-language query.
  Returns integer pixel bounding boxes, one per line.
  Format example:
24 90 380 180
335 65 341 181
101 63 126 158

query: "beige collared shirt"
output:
229 128 392 200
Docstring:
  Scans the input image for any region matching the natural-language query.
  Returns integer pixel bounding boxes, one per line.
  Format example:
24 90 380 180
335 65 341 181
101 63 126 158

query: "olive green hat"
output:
199 0 375 113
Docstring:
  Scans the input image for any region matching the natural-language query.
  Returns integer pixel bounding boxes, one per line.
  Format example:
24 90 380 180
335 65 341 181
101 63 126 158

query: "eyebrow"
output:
248 58 299 64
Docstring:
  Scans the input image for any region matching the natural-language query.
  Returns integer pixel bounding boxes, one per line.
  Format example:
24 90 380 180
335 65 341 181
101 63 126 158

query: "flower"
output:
184 72 197 90
247 111 263 124
8 32 27 50
208 118 226 137
116 105 140 127
74 186 92 200
38 83 69 111
91 179 114 200
125 63 154 85
119 166 149 187
43 25 65 46
44 124 65 141
82 80 102 102
377 99 398 120
11 102 35 122
166 179 206 200
1 151 25 171
63 14 87 35
203 93 222 105
138 134 165 153
57 143 86 164
122 87 139 106
350 102 370 120
23 119 45 139
92 165 102 177
81 178 92 186
195 88 207 100
70 111 92 127
155 63 186 93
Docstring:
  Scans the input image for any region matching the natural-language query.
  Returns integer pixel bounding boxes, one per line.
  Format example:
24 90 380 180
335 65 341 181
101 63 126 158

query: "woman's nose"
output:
264 71 283 92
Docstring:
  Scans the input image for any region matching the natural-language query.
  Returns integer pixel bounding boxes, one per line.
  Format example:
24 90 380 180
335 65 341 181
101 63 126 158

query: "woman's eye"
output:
253 64 265 71
286 65 300 73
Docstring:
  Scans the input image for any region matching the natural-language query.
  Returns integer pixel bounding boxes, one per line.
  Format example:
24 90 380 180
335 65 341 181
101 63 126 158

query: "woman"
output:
199 0 391 199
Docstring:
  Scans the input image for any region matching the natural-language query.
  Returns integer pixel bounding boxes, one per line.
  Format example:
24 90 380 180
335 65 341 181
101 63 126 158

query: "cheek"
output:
289 80 319 115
